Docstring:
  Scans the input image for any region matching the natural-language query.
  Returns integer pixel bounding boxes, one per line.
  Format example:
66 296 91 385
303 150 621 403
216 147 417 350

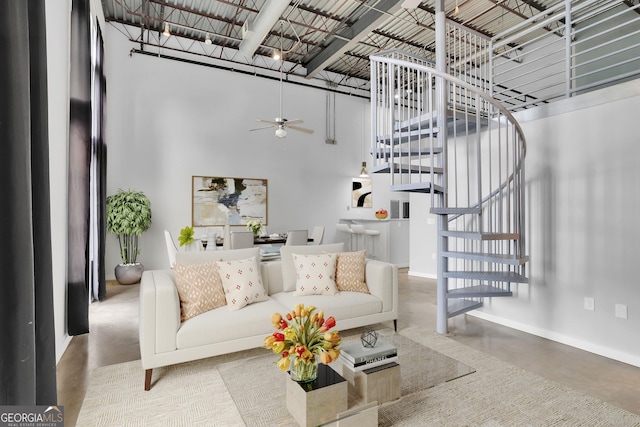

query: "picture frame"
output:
192 176 268 226
352 178 372 208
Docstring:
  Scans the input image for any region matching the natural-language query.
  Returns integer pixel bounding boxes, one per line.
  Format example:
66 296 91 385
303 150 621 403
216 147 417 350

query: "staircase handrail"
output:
370 55 527 158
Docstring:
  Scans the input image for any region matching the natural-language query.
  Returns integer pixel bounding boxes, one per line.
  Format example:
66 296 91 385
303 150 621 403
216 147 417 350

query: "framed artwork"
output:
352 178 372 208
192 176 268 226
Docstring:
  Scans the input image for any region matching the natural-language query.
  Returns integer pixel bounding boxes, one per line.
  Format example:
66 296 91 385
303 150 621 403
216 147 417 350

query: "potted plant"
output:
106 189 152 284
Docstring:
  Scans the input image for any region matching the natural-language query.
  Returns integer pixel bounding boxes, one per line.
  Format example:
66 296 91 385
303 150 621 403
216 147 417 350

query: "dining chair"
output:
285 230 308 246
309 226 324 245
230 231 255 249
164 230 178 268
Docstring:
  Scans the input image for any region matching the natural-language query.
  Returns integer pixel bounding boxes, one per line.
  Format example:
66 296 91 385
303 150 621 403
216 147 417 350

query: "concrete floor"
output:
57 269 640 426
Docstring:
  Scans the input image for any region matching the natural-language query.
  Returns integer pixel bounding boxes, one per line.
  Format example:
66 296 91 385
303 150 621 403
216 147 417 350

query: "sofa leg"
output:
144 369 153 391
393 319 397 332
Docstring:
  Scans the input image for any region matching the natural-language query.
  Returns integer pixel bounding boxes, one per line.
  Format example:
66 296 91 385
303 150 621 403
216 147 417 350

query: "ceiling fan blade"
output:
288 125 314 134
284 119 304 126
256 119 279 125
249 125 275 132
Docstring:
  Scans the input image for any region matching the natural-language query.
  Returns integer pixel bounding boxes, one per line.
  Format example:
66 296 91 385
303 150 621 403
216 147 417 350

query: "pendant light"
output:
359 161 369 178
162 23 171 37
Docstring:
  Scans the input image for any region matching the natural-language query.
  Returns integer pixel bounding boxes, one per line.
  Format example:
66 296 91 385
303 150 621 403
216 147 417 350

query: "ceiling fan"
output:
250 22 313 139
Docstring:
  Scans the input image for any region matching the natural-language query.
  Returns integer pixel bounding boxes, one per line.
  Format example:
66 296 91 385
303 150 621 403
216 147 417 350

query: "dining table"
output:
212 235 287 247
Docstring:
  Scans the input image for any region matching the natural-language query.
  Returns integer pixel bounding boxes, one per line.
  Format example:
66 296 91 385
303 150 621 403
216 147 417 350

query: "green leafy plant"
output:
178 225 195 247
106 189 152 264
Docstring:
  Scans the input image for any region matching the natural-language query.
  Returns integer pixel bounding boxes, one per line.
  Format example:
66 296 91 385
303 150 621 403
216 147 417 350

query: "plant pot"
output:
115 263 144 285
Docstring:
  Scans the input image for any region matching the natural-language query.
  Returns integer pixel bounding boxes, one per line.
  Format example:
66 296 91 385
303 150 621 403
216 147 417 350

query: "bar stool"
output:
335 223 355 251
350 224 381 258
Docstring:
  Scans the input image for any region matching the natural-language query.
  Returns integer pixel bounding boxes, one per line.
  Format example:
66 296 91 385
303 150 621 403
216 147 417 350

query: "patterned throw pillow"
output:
173 262 226 322
292 253 338 296
216 256 268 311
335 250 370 294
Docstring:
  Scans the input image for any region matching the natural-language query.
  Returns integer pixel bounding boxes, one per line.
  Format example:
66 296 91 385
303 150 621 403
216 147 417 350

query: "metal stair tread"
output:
394 109 488 134
371 162 444 175
443 271 528 283
377 129 439 144
440 230 520 240
447 299 483 318
390 182 444 194
446 284 514 298
375 147 443 158
442 250 529 265
431 207 481 215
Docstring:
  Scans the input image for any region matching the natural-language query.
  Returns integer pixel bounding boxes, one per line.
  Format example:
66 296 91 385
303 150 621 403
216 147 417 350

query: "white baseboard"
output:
407 270 437 279
469 310 640 368
56 334 72 365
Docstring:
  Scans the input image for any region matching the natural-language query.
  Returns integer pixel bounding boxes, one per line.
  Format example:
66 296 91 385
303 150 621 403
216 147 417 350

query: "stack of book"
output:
339 340 398 372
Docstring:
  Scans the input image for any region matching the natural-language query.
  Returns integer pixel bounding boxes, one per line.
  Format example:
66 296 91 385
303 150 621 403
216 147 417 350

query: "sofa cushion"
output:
292 253 338 296
173 262 226 321
270 291 382 321
280 243 344 292
176 298 286 349
335 250 369 294
176 247 260 264
217 256 268 311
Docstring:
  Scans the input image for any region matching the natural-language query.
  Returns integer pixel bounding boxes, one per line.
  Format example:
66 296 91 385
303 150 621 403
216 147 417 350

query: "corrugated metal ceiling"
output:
100 0 566 85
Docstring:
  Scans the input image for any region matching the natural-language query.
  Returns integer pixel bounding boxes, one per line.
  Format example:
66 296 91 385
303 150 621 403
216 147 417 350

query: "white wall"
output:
467 80 640 366
103 27 400 275
409 79 640 364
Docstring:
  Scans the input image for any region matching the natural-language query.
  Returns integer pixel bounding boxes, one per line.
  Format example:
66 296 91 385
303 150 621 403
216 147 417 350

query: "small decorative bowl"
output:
375 213 388 219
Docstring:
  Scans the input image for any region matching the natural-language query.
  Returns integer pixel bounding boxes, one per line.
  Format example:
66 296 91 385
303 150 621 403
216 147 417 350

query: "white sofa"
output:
139 244 398 390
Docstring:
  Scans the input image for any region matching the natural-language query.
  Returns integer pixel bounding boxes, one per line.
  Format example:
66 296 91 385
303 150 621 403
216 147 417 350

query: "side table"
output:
286 364 348 427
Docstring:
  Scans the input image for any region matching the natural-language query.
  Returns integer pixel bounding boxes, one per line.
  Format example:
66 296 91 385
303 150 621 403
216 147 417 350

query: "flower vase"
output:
290 358 318 383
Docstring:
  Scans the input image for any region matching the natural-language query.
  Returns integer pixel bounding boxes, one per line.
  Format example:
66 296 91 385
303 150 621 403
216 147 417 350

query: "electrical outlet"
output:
584 297 595 311
431 253 436 260
615 304 628 319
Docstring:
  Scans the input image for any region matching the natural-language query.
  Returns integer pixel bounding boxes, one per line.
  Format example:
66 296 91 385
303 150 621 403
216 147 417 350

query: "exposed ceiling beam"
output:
303 0 404 79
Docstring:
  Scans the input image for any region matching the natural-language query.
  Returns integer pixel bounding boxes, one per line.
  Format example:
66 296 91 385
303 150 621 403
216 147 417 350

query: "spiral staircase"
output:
370 50 528 334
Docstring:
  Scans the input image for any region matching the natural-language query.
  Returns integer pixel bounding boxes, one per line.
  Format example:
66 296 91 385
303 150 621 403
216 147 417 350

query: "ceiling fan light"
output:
275 127 287 138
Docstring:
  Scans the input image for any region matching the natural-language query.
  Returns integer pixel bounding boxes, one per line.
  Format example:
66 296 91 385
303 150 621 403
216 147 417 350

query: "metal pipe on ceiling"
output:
238 0 290 58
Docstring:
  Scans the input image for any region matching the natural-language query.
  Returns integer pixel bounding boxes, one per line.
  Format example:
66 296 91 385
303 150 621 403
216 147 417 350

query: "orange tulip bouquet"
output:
265 304 341 383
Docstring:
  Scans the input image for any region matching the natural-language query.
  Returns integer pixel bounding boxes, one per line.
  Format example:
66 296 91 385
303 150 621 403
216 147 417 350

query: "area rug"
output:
76 325 640 426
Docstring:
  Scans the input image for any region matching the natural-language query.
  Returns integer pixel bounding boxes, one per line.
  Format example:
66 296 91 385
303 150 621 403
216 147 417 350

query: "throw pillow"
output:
217 256 268 311
280 242 345 292
335 250 370 294
173 262 226 322
292 253 338 296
